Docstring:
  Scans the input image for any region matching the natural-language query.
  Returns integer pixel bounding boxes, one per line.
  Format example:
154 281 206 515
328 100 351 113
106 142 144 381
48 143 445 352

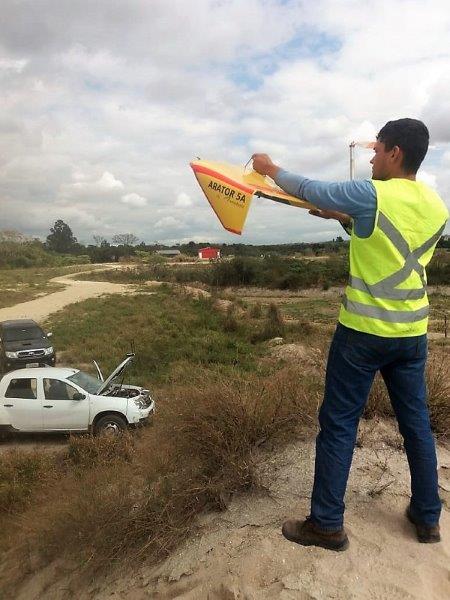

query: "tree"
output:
46 220 77 253
93 235 107 247
0 229 29 243
112 233 139 246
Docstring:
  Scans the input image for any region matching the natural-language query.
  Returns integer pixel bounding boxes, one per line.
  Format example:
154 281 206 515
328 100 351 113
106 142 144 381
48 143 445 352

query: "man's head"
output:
370 118 429 180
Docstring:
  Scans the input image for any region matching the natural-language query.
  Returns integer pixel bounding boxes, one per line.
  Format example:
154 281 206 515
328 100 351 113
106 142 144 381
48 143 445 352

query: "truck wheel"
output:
94 414 127 437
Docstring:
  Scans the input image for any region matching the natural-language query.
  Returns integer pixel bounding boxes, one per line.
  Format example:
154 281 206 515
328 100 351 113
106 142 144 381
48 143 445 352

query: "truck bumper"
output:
4 355 56 371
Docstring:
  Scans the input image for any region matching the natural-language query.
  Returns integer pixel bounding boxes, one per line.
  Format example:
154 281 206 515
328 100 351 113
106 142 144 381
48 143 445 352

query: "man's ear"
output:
391 145 403 164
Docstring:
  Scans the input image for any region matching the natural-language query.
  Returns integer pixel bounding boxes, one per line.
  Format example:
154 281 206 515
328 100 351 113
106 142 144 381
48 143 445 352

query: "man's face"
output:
370 140 391 180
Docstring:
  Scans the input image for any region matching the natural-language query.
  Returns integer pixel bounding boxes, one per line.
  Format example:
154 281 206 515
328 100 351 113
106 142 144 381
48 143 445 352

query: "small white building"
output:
156 249 181 257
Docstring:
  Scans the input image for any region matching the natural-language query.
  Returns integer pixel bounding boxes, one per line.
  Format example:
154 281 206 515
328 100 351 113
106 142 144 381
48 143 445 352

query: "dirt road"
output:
0 266 131 323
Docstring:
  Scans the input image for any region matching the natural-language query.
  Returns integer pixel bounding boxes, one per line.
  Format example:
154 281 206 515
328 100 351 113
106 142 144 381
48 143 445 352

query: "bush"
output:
222 305 239 333
249 302 262 319
0 451 54 516
0 241 56 269
67 433 136 469
427 353 450 435
364 353 450 434
253 303 285 342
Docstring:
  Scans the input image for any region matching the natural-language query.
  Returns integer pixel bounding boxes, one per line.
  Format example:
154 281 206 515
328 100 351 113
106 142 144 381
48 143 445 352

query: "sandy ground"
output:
0 266 131 323
15 420 450 600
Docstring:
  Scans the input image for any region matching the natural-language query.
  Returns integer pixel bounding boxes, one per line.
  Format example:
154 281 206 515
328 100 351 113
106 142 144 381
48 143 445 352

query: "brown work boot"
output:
406 507 441 543
282 517 349 551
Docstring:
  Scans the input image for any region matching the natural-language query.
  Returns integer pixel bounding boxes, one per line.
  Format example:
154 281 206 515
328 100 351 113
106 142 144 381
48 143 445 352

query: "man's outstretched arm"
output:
251 153 376 232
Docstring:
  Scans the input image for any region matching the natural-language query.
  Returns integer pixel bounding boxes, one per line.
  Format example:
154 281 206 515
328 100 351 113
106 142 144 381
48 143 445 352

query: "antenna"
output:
349 141 356 180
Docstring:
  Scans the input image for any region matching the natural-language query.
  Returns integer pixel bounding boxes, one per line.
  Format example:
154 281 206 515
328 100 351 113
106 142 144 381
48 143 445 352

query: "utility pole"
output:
349 141 356 180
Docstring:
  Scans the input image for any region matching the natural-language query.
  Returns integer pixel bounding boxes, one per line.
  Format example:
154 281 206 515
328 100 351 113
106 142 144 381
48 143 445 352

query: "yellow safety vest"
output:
339 178 448 337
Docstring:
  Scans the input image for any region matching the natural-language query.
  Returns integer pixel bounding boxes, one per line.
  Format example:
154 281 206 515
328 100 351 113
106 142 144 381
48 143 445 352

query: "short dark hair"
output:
377 118 429 174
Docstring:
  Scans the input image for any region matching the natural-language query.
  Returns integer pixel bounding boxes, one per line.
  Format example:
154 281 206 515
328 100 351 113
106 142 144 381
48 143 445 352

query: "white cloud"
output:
0 58 27 72
121 192 147 207
97 171 124 190
155 216 183 230
417 170 437 189
175 192 192 208
0 0 449 243
61 171 124 199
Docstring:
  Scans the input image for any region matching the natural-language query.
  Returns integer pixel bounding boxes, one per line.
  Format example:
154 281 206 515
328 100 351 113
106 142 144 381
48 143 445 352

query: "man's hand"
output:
309 208 352 225
251 154 280 180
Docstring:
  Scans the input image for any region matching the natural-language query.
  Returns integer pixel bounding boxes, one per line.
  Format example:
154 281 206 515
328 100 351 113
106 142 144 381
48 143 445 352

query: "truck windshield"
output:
3 326 45 342
67 371 102 394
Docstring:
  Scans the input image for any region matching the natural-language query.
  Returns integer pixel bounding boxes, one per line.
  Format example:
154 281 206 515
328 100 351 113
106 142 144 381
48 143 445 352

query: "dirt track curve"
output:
0 266 131 323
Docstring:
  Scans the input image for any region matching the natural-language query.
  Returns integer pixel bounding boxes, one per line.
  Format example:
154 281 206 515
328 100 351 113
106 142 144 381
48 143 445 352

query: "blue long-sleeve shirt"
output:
274 170 376 238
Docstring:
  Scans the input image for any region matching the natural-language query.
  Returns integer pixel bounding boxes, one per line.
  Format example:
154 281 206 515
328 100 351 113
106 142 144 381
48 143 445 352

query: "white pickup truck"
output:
0 354 155 436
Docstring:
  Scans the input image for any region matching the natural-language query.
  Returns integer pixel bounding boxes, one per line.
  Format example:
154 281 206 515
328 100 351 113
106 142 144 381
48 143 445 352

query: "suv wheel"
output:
94 414 127 437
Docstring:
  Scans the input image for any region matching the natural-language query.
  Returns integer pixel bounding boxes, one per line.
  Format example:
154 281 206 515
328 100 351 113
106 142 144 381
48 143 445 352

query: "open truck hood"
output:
95 353 135 395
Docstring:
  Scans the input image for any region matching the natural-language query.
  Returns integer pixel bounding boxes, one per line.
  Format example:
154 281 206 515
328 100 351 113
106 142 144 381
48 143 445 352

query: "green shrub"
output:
252 303 285 342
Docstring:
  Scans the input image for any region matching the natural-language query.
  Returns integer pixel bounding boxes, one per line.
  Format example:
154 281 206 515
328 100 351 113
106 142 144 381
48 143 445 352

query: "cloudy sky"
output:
1 0 449 245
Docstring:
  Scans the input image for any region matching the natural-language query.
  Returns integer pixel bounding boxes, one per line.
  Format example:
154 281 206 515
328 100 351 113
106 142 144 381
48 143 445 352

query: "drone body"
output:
190 160 313 235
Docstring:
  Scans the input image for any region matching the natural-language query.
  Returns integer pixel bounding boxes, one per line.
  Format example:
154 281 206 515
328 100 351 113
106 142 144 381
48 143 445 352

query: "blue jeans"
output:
311 323 441 531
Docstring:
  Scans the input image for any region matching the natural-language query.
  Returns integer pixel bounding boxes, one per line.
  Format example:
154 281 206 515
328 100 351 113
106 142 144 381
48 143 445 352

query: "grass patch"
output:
46 288 261 384
0 451 55 516
67 433 136 470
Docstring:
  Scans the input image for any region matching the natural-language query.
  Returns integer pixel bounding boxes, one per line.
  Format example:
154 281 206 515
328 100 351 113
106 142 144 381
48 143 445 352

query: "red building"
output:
198 247 221 260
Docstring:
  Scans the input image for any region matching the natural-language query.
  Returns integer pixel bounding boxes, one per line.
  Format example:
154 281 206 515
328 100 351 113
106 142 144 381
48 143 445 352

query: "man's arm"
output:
251 153 375 232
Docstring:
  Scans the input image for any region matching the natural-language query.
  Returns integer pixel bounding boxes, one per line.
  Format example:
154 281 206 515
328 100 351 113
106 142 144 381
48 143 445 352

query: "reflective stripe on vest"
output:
342 297 429 323
345 213 445 322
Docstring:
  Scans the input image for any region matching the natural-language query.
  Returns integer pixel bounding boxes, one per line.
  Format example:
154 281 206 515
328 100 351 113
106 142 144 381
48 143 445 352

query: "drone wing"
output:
190 160 313 235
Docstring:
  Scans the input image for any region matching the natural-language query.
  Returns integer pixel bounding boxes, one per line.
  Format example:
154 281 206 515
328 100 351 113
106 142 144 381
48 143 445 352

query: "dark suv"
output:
0 320 55 373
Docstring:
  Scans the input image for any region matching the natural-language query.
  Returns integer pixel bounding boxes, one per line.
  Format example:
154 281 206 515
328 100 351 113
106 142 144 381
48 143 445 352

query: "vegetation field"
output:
46 288 263 384
0 285 327 595
0 264 448 597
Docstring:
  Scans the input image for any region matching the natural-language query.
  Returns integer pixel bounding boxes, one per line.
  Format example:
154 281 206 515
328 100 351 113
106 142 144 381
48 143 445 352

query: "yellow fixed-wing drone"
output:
190 159 313 235
190 143 374 235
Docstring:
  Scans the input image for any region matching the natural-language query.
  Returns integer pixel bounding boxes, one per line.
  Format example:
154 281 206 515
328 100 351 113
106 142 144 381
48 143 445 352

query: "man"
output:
252 118 449 551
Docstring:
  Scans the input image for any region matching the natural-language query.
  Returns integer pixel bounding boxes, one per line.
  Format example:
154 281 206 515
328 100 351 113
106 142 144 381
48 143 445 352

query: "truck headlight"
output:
44 347 54 356
5 351 19 359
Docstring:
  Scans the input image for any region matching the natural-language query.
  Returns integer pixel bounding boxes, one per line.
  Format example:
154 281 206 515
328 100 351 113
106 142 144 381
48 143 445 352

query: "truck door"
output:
3 376 42 431
42 378 89 430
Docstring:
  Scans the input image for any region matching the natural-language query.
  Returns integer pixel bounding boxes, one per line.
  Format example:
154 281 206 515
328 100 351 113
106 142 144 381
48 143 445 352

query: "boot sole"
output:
282 529 349 552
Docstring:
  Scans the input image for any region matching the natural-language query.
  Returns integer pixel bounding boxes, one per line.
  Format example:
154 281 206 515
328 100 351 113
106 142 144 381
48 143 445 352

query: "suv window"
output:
2 326 45 342
44 379 78 401
5 378 38 399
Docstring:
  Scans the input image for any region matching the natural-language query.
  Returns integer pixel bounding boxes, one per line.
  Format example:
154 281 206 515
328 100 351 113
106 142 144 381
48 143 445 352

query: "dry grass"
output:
364 350 450 435
252 303 285 343
0 366 321 597
67 432 136 469
427 352 450 435
0 450 56 516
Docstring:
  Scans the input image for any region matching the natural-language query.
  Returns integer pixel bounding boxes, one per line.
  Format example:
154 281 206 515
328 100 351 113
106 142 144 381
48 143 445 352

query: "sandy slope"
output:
0 266 131 323
17 421 450 600
100 421 450 600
